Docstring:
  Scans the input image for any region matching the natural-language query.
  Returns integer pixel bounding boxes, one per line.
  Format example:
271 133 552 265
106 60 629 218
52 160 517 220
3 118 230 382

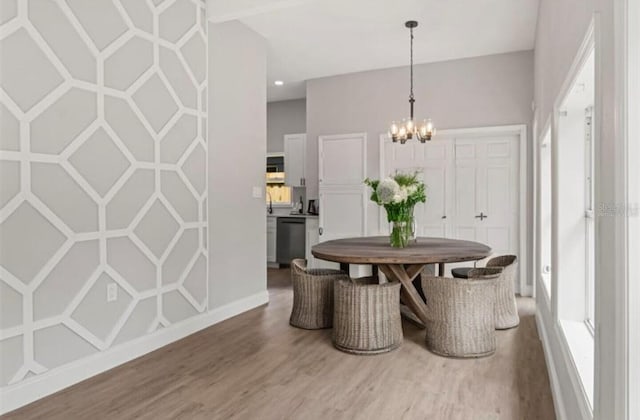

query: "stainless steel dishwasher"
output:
276 217 306 264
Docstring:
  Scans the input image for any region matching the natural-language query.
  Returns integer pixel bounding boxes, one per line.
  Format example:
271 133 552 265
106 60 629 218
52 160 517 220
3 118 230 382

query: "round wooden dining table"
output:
311 236 492 326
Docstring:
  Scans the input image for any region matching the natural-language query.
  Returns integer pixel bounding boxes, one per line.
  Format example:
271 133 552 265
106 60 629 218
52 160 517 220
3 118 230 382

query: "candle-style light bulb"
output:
398 124 407 139
426 119 434 140
389 121 399 142
406 118 414 132
406 118 414 139
418 119 428 143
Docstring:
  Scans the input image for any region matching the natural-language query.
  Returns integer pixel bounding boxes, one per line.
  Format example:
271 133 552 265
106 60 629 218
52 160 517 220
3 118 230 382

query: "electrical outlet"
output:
107 283 118 302
252 186 262 198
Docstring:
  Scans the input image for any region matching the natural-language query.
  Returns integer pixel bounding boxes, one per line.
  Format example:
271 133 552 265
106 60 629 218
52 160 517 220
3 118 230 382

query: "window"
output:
556 48 595 329
266 184 292 206
554 42 596 409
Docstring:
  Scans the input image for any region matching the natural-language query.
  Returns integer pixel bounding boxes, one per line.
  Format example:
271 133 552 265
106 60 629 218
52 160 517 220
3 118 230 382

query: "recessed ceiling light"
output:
274 80 284 86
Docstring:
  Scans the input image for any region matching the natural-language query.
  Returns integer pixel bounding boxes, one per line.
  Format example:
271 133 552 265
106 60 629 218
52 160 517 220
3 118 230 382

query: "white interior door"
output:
319 188 366 242
316 188 367 272
453 136 519 262
317 133 367 274
319 133 366 187
382 139 453 238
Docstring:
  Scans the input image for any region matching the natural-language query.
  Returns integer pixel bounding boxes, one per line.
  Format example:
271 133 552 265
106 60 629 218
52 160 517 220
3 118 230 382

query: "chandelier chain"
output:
409 26 414 102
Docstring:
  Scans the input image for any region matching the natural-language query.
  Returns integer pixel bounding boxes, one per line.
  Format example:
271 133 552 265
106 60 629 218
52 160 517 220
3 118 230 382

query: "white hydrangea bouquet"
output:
364 172 426 248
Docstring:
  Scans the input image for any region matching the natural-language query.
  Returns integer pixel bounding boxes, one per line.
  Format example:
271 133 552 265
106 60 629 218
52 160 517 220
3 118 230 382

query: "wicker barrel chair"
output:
289 259 348 329
451 255 520 330
486 255 519 329
421 268 502 358
333 278 403 355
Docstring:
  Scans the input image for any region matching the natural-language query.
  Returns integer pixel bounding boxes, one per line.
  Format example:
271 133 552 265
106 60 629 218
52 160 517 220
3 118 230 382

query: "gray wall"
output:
267 99 306 153
0 0 208 390
208 21 267 308
306 50 534 200
533 1 621 419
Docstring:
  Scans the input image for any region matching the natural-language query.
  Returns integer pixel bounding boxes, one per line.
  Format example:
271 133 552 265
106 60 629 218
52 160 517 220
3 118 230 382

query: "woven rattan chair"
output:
333 278 403 355
421 268 502 358
452 255 520 330
486 255 519 329
289 259 348 329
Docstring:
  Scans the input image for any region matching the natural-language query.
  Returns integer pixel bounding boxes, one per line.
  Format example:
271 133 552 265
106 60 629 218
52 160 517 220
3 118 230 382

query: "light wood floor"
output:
4 269 556 420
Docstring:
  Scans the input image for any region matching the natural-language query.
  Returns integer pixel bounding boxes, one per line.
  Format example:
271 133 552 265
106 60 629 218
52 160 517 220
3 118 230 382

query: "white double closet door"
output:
381 133 520 277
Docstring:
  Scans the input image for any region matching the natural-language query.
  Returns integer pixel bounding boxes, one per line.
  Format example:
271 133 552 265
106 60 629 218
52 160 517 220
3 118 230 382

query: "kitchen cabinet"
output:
267 217 277 263
305 217 319 268
284 133 306 187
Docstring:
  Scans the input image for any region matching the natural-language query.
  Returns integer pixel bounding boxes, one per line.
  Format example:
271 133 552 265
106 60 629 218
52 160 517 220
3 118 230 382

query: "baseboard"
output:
536 309 568 420
0 290 269 415
207 290 270 324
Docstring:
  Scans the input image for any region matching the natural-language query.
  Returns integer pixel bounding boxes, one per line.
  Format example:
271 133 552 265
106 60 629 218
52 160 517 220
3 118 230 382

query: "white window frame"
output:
538 122 552 300
627 2 640 418
584 106 595 333
613 0 640 418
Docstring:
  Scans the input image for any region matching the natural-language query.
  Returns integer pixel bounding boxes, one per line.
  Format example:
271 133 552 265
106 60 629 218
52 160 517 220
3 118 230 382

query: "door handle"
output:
475 212 487 221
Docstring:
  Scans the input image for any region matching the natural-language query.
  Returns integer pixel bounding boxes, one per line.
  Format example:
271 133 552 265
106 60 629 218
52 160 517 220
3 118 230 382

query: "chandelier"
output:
389 21 435 144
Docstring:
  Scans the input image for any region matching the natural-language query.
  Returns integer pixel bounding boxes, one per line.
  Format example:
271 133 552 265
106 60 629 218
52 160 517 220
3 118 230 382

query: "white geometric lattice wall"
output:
0 0 208 388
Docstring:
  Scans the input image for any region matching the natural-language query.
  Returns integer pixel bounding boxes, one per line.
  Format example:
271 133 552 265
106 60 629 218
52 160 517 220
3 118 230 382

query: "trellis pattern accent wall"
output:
0 0 208 389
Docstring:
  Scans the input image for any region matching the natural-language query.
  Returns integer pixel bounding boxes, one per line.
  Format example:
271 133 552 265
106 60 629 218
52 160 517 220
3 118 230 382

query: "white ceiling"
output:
209 0 540 102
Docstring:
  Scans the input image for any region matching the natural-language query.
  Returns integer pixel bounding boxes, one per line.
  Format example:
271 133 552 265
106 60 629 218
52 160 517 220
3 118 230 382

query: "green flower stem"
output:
386 204 414 248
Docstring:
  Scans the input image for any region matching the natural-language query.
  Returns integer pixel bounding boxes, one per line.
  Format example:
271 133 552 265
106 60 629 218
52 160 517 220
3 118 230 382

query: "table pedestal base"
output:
399 304 425 328
378 264 431 328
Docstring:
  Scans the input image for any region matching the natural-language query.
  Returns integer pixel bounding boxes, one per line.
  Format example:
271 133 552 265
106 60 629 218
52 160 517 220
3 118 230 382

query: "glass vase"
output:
388 206 415 248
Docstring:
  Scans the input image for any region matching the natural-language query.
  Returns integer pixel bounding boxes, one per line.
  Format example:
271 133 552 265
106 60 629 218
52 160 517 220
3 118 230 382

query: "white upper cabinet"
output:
284 134 306 187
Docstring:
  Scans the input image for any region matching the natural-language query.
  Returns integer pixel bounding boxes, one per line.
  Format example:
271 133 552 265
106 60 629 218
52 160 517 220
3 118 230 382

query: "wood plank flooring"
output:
3 269 556 420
